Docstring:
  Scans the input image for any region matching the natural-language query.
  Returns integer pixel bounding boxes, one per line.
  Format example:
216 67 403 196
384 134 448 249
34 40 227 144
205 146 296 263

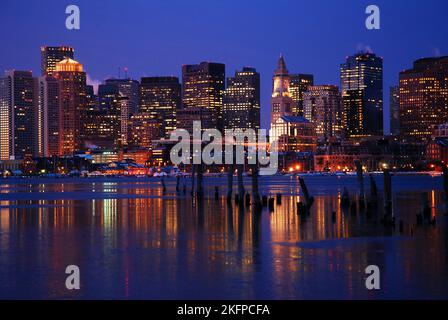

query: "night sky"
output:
1 0 447 132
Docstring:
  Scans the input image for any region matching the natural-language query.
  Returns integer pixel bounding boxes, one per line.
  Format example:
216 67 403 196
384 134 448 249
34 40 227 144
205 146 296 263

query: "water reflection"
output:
0 177 447 299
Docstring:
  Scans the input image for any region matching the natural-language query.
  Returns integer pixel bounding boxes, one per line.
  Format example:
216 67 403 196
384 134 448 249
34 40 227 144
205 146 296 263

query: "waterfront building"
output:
0 70 36 160
399 56 448 141
182 62 225 130
289 73 314 116
105 78 140 144
270 55 294 129
270 115 317 153
390 85 400 135
41 46 75 76
140 76 180 138
53 58 87 155
303 85 343 142
340 52 383 137
223 67 260 130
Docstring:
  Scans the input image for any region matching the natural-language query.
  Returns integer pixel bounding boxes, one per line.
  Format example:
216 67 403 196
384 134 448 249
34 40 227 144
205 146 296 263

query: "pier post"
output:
197 163 204 199
227 163 234 202
299 177 314 213
237 164 245 205
383 169 393 224
191 164 196 197
443 166 448 215
355 160 365 209
251 164 261 209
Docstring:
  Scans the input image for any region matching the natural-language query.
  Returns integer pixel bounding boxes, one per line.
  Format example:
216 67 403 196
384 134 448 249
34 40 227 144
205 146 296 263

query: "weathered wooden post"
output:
422 192 431 222
443 166 448 216
355 160 365 209
299 177 314 213
161 177 166 193
383 169 393 224
237 164 245 205
251 164 261 209
227 163 234 202
197 163 204 198
341 187 350 208
191 164 196 197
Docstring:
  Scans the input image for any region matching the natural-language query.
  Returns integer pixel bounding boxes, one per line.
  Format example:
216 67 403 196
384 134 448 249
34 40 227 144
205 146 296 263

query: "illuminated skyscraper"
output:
82 84 124 149
303 85 343 141
105 78 140 144
399 56 448 141
41 46 75 76
290 74 314 116
340 52 383 138
53 58 87 155
0 71 37 160
182 62 225 129
223 67 260 130
389 85 400 136
128 113 162 149
140 77 180 138
36 76 60 156
270 55 294 134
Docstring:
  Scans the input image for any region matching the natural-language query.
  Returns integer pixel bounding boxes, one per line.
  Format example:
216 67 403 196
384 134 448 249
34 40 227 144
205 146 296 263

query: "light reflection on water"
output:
0 176 447 299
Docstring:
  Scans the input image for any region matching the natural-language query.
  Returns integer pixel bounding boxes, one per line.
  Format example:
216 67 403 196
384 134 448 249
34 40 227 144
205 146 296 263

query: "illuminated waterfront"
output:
0 175 447 299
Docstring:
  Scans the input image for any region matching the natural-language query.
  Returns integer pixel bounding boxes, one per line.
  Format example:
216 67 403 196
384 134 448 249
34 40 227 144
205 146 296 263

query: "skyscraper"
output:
303 85 343 141
399 56 448 141
340 52 383 138
36 76 60 156
0 71 36 160
105 78 140 145
82 84 125 149
270 55 294 133
289 74 314 116
182 62 225 129
41 46 75 76
223 67 260 130
140 77 180 138
53 58 87 155
389 85 400 136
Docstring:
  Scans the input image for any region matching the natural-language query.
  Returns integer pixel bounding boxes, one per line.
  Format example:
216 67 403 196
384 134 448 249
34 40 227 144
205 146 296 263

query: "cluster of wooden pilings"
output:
342 161 448 232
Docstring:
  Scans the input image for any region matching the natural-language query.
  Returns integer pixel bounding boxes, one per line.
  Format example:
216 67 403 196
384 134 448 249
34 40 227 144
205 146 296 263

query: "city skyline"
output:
1 0 448 131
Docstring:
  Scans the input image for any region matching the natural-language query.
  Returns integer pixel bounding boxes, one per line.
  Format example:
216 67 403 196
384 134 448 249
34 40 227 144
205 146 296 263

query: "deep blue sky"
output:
1 0 447 131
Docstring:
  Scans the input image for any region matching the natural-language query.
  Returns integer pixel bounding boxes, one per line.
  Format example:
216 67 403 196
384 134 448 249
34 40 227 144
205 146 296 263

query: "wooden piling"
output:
355 160 365 208
251 164 261 208
443 166 448 216
237 164 245 203
383 169 393 223
299 177 314 212
227 163 234 202
214 186 219 200
197 163 204 198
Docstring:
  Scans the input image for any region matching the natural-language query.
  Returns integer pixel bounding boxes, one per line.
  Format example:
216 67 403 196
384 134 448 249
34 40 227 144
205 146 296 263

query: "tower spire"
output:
275 54 288 75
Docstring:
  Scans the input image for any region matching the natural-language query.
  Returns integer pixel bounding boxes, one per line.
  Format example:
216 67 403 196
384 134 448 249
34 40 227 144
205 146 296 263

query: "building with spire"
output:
270 55 294 129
